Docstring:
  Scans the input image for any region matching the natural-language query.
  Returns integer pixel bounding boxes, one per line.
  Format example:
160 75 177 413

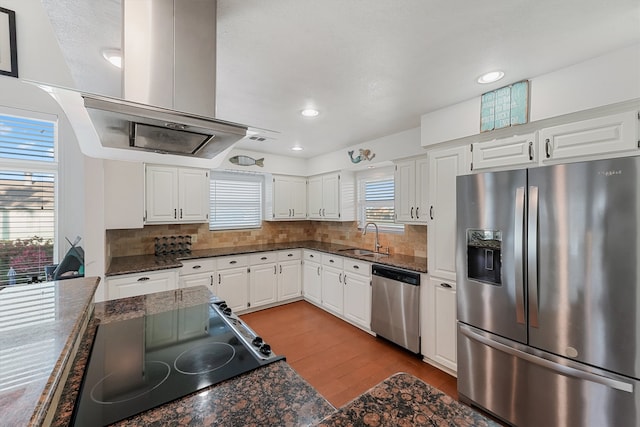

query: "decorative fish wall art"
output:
229 155 264 167
348 148 376 164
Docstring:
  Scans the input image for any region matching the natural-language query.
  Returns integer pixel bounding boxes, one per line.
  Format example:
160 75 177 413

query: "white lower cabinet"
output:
178 258 216 293
321 254 344 315
302 251 322 305
145 301 210 349
216 255 249 313
106 269 178 300
423 276 457 374
277 250 302 300
249 259 278 308
342 259 372 330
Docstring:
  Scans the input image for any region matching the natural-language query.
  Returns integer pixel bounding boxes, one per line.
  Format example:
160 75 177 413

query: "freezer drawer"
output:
458 323 639 427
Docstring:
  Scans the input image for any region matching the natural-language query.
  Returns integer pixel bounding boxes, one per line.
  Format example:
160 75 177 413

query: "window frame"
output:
209 170 264 231
356 166 404 234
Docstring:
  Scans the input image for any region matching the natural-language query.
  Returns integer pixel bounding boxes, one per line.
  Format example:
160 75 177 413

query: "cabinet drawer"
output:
278 249 301 261
304 250 322 262
216 255 248 269
249 252 278 265
322 254 344 268
179 258 216 275
343 259 371 277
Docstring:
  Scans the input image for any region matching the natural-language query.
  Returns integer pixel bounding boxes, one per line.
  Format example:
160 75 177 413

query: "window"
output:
0 110 57 288
357 168 403 232
209 171 263 230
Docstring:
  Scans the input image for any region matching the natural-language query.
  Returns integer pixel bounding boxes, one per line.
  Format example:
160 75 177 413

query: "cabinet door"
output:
471 133 537 171
278 260 301 300
178 304 210 341
249 263 278 308
427 146 467 281
105 160 144 229
322 174 340 219
415 157 429 223
394 160 416 222
145 165 179 223
272 177 292 219
302 260 322 305
145 309 178 349
540 111 639 164
290 178 307 219
307 176 323 219
178 168 210 222
107 270 177 300
424 277 457 372
217 267 249 312
343 273 371 330
321 265 343 314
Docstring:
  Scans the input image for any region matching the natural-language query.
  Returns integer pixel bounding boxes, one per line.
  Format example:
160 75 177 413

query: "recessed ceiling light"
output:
291 146 303 151
301 108 319 117
477 70 505 84
102 48 122 68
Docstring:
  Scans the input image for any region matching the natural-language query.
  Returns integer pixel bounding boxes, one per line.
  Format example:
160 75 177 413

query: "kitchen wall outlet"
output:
191 234 198 243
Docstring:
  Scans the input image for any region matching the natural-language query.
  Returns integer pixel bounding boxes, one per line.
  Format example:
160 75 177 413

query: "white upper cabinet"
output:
145 165 210 224
470 133 538 172
270 175 307 220
394 156 428 224
307 171 355 221
427 146 468 281
539 111 639 164
104 160 144 229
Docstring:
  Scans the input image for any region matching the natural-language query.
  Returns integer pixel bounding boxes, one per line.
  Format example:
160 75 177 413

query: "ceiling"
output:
43 0 640 159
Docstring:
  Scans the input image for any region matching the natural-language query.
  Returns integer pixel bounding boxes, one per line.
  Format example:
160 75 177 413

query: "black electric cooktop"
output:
72 302 283 426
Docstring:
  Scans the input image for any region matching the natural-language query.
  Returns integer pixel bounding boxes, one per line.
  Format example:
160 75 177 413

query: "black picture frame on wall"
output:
0 7 18 78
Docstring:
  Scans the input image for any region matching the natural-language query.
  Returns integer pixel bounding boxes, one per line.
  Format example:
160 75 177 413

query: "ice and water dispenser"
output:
466 229 502 285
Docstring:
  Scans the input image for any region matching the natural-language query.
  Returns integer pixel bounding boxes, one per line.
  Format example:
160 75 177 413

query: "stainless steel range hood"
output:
40 0 248 159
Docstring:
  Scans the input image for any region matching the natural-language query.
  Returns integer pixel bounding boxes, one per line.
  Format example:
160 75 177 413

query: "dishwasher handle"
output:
371 264 420 286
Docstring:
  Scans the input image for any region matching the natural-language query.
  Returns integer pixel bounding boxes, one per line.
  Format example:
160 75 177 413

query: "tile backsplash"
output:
107 221 427 259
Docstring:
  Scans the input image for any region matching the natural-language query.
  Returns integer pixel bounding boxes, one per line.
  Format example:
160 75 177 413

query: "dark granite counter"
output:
107 240 427 277
0 276 99 427
51 286 335 426
316 372 499 427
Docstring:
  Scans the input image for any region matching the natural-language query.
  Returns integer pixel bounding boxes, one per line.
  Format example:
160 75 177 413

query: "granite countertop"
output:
0 277 99 427
106 240 427 277
316 372 499 427
51 286 336 426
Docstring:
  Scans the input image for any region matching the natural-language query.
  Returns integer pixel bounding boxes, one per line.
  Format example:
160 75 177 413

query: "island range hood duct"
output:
72 0 247 158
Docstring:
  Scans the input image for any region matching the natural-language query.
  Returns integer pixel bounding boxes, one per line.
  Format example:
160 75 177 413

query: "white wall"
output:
307 127 422 176
421 43 640 147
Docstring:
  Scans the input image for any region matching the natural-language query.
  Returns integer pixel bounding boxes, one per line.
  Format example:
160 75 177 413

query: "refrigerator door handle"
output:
528 186 540 328
459 324 634 393
514 186 526 325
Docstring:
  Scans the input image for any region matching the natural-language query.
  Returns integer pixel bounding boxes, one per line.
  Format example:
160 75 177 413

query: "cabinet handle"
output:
411 206 414 219
440 283 452 289
317 266 321 276
280 265 283 274
261 256 267 260
289 208 292 217
137 277 150 282
344 275 347 285
309 254 314 258
230 260 237 264
174 209 177 219
210 275 213 286
339 273 342 283
288 253 293 257
180 208 183 219
318 208 322 216
430 206 434 220
353 265 359 269
292 209 295 216
192 265 202 270
329 259 335 263
528 141 534 161
218 274 221 284
545 138 551 158
274 265 277 274
322 208 325 216
416 207 419 219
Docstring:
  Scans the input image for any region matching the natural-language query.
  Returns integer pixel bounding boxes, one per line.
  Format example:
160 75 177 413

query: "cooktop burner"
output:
72 300 284 426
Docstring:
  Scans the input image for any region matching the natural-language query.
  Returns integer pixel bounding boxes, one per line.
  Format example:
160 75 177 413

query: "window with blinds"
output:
0 111 56 288
209 171 263 230
357 169 403 232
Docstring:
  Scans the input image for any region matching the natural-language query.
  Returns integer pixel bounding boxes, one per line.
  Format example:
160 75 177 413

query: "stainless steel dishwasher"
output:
371 264 421 353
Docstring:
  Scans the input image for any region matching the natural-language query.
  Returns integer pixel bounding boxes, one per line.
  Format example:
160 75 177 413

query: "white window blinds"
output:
210 171 263 230
357 168 403 232
0 111 57 287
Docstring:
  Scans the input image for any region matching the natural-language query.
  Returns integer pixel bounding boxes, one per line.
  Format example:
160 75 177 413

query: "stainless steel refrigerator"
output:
456 156 640 427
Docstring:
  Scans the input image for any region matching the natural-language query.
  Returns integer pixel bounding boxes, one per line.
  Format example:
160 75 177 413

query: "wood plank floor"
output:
241 300 457 408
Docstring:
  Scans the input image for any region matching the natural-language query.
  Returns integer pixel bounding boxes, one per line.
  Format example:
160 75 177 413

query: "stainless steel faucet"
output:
362 222 382 252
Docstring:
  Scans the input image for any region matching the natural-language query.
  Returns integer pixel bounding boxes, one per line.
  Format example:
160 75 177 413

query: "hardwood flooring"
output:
241 300 458 408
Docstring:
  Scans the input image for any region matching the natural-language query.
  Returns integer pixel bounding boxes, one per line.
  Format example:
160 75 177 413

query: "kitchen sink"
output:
338 248 389 258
